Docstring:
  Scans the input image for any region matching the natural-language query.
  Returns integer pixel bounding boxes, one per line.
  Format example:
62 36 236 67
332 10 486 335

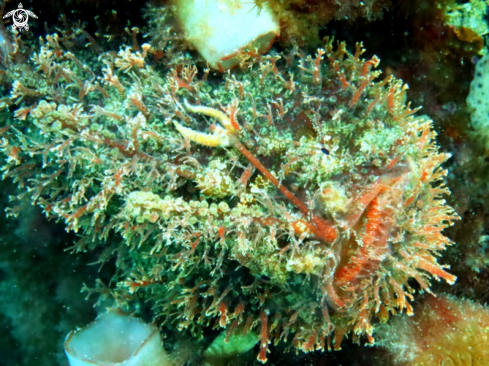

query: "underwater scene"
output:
1 0 489 365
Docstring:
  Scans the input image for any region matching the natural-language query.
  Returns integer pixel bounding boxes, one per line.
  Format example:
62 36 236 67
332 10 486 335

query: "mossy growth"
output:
0 28 457 363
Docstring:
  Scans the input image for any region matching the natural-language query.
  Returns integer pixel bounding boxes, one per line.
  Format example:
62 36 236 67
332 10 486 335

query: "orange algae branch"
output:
399 249 456 285
302 332 318 352
219 301 228 327
258 309 269 363
313 49 326 85
349 56 380 108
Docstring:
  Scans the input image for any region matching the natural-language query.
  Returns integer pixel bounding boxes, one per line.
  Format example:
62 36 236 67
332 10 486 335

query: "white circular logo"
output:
3 3 38 32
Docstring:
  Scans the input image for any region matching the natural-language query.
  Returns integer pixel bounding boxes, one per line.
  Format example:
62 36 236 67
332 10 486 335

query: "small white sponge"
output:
174 0 280 70
467 54 489 144
64 310 173 366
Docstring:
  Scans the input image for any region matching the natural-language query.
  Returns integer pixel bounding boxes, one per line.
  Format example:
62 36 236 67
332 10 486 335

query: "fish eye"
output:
260 275 271 282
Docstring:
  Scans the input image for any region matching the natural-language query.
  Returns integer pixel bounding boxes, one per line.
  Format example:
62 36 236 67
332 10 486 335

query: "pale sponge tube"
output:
173 0 280 70
64 310 173 366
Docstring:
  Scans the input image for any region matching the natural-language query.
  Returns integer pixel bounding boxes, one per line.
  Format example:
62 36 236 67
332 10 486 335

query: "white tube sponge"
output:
174 0 280 70
64 310 173 366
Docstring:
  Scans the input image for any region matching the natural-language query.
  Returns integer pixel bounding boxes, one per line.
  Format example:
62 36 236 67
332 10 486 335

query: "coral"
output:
0 27 457 364
445 0 489 44
378 294 489 365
